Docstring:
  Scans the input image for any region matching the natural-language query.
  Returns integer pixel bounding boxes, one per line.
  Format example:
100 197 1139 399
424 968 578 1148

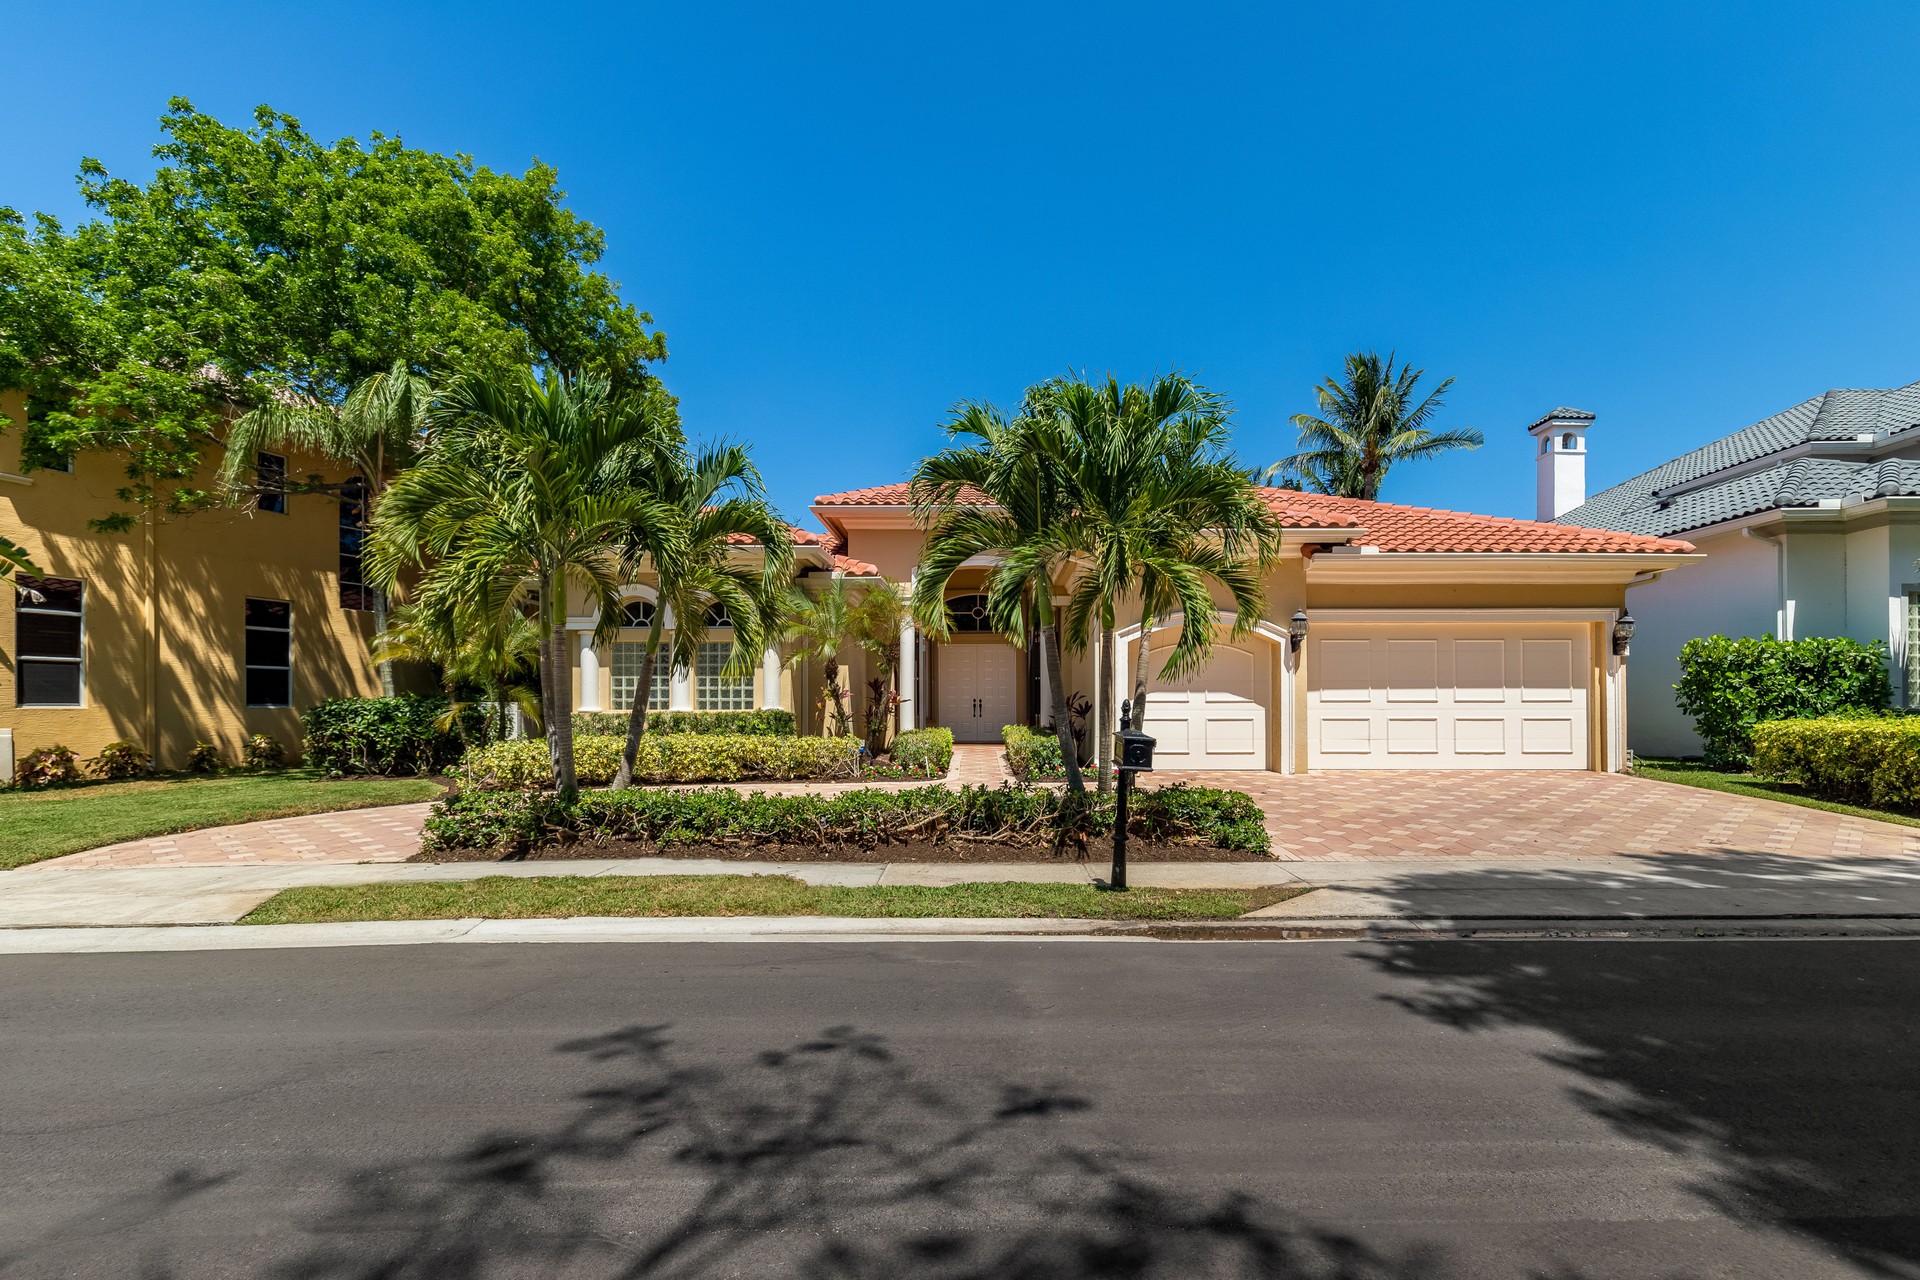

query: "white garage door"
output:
1139 639 1269 770
1307 624 1590 770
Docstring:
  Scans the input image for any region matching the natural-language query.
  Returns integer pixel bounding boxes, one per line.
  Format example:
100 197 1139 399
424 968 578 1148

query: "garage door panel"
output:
1141 637 1270 769
1309 627 1589 770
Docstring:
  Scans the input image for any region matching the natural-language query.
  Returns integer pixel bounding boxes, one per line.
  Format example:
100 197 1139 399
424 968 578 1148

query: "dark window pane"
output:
245 629 291 668
705 602 732 627
16 576 82 614
257 452 287 514
246 667 291 707
946 594 993 633
245 598 291 630
18 660 81 706
17 611 81 659
623 600 655 627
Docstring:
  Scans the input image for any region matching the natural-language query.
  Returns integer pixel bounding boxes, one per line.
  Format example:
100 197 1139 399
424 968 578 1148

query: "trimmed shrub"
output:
1752 713 1920 808
570 708 798 739
1675 634 1892 768
886 727 953 777
244 733 287 771
302 695 477 776
459 733 861 789
186 741 225 773
86 739 153 781
1002 724 1064 782
423 780 1272 857
15 744 83 789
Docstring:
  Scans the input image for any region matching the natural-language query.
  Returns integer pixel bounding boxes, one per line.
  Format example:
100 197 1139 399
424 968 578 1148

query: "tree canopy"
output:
0 99 668 527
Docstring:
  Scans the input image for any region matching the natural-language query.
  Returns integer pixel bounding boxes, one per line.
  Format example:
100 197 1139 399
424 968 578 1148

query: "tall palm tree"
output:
910 398 1087 794
606 442 793 791
221 359 434 693
373 592 543 743
1037 373 1283 790
1263 351 1481 500
784 578 856 737
366 368 682 800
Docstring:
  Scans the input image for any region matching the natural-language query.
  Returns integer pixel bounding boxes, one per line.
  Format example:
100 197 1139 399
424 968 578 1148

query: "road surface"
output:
2 937 1917 1278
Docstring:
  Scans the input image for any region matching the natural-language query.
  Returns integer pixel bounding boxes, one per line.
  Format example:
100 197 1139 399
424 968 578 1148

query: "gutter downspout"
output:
1744 527 1789 639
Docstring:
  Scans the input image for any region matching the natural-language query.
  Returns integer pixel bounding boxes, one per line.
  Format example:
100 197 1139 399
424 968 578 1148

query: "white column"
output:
1279 640 1297 775
577 637 603 712
670 662 694 711
898 621 918 730
761 645 783 710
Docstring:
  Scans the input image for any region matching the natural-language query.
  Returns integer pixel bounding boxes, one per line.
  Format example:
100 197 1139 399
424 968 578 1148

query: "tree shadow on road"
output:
1354 853 1920 1278
254 1023 1446 1280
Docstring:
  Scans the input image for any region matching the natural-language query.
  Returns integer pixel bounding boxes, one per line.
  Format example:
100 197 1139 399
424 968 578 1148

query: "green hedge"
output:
460 733 859 788
1674 635 1892 768
1752 714 1920 808
423 781 1271 857
302 695 479 776
1002 724 1064 782
570 709 797 738
888 727 953 776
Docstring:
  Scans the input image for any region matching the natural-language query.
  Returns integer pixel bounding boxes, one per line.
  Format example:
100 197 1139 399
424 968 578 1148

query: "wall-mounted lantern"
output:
1612 611 1636 657
1288 609 1310 652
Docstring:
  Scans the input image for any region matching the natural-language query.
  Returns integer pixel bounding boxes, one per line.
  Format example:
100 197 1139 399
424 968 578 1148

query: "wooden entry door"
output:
938 644 1019 742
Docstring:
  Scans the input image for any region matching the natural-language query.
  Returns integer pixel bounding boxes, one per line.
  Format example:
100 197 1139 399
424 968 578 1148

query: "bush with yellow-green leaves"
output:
1751 713 1920 808
459 733 862 789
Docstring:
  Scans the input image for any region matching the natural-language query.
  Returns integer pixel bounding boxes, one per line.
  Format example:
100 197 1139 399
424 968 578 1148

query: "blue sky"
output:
7 1 1918 530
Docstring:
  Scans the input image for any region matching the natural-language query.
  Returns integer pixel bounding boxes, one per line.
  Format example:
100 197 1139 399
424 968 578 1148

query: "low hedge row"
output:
1751 714 1920 808
422 782 1271 856
460 733 860 788
303 696 478 776
1002 724 1065 782
569 709 798 738
888 727 954 776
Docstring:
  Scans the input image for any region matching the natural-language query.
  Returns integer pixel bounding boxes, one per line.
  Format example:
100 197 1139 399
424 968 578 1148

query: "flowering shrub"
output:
86 739 153 780
458 733 861 789
879 727 953 778
15 744 83 789
1002 724 1065 782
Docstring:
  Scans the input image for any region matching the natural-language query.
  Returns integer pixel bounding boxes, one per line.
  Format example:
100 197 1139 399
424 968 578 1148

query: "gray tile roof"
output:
1558 380 1920 537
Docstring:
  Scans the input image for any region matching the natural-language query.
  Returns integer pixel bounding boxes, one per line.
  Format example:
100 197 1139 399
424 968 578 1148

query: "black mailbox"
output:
1118 726 1156 773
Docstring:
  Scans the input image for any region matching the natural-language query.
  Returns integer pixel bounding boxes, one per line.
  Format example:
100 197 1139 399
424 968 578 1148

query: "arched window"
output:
1541 438 1551 456
621 600 656 628
1562 433 1575 450
946 594 996 633
704 601 733 628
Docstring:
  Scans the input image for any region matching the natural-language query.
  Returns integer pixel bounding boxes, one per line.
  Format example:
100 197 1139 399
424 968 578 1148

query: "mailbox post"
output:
1111 698 1156 890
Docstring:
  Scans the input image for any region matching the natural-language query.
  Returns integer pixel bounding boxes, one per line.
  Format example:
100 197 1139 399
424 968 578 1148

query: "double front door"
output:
937 644 1019 742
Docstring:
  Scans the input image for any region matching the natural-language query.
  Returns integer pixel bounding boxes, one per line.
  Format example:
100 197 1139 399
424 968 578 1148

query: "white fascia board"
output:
1304 550 1704 584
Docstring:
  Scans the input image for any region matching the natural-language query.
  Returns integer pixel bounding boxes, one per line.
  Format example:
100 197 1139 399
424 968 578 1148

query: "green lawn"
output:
240 874 1310 925
1634 757 1920 829
0 769 444 870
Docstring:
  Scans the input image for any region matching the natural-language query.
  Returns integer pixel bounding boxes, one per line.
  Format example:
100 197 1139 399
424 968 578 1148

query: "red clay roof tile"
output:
1261 489 1695 554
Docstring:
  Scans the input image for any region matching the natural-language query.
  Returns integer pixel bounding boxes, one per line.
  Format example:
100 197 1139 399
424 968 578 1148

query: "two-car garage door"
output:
1306 623 1590 769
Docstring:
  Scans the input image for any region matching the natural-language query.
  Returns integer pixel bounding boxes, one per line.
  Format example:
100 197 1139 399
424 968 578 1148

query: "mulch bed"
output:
413 837 1271 864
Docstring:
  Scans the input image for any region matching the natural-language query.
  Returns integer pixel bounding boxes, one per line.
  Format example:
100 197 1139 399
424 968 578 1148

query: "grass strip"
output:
1635 758 1920 829
0 769 444 870
239 874 1310 924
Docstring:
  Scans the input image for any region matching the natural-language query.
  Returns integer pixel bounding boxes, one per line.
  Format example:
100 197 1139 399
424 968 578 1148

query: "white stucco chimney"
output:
1528 407 1595 521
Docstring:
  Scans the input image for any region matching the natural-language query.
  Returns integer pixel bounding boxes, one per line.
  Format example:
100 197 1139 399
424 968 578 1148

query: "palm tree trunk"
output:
824 657 848 736
372 592 396 697
1132 609 1153 710
1096 624 1116 793
1041 619 1085 794
545 572 578 800
612 614 666 790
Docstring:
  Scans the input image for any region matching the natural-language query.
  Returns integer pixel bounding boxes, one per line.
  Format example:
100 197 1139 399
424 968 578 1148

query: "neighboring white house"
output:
1541 380 1920 756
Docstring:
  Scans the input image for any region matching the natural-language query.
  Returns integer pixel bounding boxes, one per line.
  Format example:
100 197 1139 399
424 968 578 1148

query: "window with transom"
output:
945 594 996 633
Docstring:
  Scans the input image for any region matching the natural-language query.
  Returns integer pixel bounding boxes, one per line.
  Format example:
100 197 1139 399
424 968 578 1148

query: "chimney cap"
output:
1528 407 1596 433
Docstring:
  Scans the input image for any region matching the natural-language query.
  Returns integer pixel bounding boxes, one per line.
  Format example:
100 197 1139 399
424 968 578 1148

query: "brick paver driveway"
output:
1151 769 1920 861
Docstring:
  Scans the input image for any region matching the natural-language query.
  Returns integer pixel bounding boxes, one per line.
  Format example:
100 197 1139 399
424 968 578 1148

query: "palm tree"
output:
372 592 543 743
1263 351 1481 500
221 359 434 693
784 578 856 737
1037 373 1283 790
1 534 43 586
847 579 911 755
367 368 682 800
909 398 1087 794
606 442 793 791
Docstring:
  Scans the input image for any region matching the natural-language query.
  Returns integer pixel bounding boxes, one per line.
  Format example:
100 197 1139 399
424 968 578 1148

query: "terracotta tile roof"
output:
814 482 991 506
1262 489 1696 554
723 525 831 548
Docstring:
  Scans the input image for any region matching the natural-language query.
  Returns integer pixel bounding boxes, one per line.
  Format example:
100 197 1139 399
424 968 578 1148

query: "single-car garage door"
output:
1307 623 1590 769
1139 638 1270 770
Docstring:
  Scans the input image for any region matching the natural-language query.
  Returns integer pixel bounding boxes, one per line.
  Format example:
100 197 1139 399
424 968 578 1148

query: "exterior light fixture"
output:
1612 611 1636 657
1288 609 1310 651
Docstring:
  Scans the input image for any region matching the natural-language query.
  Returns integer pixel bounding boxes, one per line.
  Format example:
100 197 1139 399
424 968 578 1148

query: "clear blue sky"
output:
7 1 1918 530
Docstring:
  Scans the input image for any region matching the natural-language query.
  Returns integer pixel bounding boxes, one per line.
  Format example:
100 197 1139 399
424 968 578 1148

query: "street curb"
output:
1112 917 1920 941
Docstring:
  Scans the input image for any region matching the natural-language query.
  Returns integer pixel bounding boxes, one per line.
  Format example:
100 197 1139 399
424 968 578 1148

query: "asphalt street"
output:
2 937 1918 1279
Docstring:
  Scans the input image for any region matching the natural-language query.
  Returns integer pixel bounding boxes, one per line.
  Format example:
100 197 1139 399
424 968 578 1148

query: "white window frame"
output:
244 597 294 708
14 576 85 708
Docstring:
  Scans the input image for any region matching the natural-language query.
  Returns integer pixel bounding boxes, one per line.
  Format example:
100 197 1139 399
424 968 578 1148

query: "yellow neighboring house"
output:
0 389 382 775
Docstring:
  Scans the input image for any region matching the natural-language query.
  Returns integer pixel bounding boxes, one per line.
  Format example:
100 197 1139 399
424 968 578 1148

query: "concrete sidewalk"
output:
9 851 1920 932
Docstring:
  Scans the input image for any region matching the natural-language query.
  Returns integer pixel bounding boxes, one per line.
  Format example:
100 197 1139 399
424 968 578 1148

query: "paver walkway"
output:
1151 768 1920 862
25 744 1015 870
